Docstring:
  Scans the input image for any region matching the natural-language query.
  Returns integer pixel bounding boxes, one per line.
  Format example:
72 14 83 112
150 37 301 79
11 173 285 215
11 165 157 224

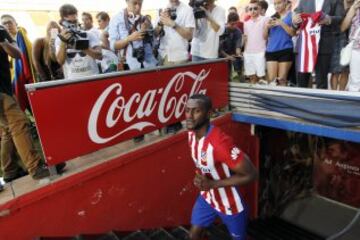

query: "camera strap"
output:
124 9 146 68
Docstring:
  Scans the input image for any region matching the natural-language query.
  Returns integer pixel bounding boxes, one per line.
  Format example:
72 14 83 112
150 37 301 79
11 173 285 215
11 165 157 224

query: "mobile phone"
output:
50 28 59 39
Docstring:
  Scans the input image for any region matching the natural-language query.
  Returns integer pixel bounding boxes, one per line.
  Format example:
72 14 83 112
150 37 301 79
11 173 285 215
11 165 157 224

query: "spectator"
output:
97 11 110 31
219 12 243 80
109 0 157 71
258 0 269 16
156 0 195 66
243 0 268 84
341 0 360 91
94 12 118 73
330 35 349 90
0 25 64 182
155 0 195 134
82 12 102 40
32 21 64 81
264 0 295 85
1 14 36 111
228 6 244 32
191 0 226 61
292 0 345 89
96 11 111 49
56 4 102 79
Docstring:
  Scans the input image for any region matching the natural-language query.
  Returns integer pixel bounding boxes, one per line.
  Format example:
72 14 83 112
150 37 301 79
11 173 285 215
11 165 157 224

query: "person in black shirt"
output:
0 26 64 189
219 12 243 81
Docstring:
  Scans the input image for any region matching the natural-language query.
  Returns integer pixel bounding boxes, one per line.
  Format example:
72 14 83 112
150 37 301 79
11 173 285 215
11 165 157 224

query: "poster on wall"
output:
314 140 360 208
258 127 360 217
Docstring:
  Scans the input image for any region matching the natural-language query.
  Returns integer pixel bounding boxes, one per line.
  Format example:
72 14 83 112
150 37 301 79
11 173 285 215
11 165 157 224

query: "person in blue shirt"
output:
263 0 296 85
108 0 157 71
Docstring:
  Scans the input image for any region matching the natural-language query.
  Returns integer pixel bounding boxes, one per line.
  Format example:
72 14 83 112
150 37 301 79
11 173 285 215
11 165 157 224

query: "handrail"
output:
26 59 228 91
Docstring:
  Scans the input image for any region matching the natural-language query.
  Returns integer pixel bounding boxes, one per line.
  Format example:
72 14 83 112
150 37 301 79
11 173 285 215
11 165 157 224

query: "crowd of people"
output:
2 0 360 89
0 0 360 238
0 0 359 185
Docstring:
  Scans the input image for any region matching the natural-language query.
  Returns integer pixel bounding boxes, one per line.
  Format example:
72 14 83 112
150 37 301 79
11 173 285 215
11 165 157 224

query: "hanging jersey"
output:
188 126 245 215
296 12 325 73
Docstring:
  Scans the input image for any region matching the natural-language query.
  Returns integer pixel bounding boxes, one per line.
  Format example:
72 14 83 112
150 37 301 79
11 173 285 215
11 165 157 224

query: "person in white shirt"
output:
191 0 226 61
56 4 102 79
82 12 102 40
155 0 195 65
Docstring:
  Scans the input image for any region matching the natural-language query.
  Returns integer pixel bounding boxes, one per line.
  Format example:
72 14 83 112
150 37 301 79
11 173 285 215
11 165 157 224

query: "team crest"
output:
231 147 241 161
200 151 207 165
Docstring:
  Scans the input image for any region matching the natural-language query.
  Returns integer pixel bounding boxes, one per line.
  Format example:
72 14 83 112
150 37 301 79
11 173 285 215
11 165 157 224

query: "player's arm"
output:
214 154 257 188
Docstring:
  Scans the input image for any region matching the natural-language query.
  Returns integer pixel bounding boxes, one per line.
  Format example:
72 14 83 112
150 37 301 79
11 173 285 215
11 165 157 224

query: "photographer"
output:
0 26 64 185
155 0 195 65
56 4 102 79
190 0 226 61
108 0 157 70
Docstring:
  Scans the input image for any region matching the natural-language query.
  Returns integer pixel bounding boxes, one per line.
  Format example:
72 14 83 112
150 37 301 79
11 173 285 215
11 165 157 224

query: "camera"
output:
190 0 208 19
0 25 11 42
167 7 177 21
61 20 89 50
133 46 145 63
143 29 154 44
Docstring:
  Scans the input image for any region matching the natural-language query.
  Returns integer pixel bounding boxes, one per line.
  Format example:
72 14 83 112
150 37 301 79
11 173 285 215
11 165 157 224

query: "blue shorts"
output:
191 195 248 240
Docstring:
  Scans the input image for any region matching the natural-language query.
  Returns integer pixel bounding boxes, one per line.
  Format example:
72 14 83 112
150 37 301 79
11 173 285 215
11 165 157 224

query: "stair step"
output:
170 227 189 239
122 231 151 240
148 229 176 240
248 217 325 240
206 225 232 240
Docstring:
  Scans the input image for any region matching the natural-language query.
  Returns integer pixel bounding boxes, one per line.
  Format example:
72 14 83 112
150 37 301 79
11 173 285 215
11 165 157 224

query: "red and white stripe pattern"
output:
188 127 244 215
297 12 324 73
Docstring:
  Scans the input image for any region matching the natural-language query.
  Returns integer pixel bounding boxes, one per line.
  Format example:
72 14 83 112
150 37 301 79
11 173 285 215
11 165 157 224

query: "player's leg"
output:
189 196 217 240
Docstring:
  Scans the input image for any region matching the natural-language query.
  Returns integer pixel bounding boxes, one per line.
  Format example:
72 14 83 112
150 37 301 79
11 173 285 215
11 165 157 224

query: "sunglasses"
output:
67 52 86 59
249 7 258 11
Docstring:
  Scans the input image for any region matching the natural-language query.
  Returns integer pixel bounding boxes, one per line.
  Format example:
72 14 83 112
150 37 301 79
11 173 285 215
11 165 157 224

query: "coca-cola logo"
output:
88 69 210 144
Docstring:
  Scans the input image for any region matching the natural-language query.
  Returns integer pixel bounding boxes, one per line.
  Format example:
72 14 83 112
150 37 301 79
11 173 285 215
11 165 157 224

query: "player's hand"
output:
193 173 215 191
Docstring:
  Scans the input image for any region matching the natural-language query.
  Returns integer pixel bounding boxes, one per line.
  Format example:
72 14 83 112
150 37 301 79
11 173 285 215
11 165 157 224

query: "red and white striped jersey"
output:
296 12 324 73
188 126 245 215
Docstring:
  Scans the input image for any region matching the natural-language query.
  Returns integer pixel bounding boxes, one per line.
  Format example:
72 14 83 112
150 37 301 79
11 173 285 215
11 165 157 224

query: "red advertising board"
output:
27 61 229 165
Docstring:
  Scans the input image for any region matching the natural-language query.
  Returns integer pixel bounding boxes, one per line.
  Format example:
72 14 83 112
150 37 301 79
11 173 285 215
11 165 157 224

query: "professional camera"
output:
143 29 154 44
167 7 177 21
133 46 145 63
60 20 89 50
189 0 208 19
0 25 11 42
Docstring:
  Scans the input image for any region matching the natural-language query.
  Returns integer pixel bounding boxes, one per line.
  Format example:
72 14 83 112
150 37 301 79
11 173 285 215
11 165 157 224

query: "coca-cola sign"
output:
27 61 229 165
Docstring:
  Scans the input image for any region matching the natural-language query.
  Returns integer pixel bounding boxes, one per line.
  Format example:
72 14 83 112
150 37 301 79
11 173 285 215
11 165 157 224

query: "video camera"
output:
0 25 11 42
60 20 89 50
189 0 208 19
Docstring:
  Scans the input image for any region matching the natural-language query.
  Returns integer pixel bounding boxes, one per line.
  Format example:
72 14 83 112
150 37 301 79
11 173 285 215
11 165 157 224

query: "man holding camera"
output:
109 0 157 70
190 0 226 61
0 26 63 186
56 4 102 79
156 0 195 65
